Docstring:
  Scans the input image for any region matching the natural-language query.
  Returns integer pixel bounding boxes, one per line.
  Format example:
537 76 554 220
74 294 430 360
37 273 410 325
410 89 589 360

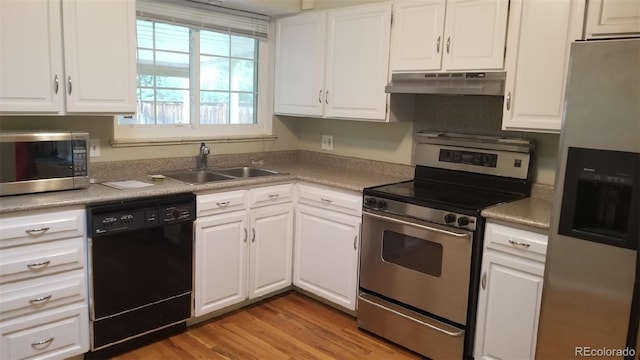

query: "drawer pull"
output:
268 194 280 199
27 260 51 270
320 198 333 204
29 295 52 304
31 337 54 349
216 201 230 207
508 239 531 249
25 227 50 235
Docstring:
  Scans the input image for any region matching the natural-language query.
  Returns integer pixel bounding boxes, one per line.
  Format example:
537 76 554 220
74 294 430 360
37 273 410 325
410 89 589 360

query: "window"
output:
114 0 271 144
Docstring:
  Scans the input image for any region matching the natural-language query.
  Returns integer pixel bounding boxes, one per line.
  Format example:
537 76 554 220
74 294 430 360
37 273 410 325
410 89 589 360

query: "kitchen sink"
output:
164 170 236 185
213 166 281 178
162 167 284 184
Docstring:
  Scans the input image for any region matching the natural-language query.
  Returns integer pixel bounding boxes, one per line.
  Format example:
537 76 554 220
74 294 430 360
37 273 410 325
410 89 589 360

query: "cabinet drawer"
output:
249 184 293 208
0 303 89 360
297 184 362 216
485 222 548 260
0 238 85 284
197 190 247 217
0 208 85 249
0 270 86 321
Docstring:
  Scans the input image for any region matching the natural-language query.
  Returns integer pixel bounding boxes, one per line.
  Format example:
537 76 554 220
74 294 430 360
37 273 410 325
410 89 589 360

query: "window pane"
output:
155 51 189 78
154 23 189 52
201 56 229 91
230 59 254 92
156 89 189 125
230 93 254 124
201 31 229 57
200 91 229 124
137 20 153 49
231 35 255 59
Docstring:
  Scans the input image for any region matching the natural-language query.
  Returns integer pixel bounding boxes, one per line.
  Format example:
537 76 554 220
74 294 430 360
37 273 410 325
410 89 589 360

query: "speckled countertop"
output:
481 184 554 232
0 152 413 214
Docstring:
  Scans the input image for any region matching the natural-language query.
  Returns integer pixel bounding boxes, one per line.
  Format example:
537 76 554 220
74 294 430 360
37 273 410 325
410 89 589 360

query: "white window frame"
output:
113 5 273 145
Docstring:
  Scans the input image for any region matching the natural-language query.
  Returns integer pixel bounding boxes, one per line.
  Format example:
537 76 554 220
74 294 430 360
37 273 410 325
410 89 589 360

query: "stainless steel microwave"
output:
0 131 90 196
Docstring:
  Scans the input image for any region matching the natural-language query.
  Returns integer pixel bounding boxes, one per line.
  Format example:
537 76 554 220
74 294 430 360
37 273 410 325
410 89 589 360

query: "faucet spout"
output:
198 142 210 169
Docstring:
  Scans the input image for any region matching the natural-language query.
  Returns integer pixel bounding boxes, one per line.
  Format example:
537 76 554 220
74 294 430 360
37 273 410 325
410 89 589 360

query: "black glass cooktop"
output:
364 180 524 214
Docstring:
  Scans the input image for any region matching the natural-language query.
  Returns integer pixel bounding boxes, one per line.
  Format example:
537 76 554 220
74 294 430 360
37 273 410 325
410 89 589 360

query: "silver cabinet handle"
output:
436 36 441 54
320 198 333 204
446 36 451 54
481 272 487 290
216 201 230 207
67 76 72 95
506 92 511 111
54 75 59 94
29 295 52 304
268 194 279 199
243 228 247 243
325 90 329 104
27 260 51 270
31 337 54 348
26 227 50 235
353 235 357 250
252 228 256 243
508 239 531 249
318 89 322 104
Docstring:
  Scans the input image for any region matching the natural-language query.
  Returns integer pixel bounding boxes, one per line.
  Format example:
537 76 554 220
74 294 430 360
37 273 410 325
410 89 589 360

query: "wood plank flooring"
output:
112 291 422 360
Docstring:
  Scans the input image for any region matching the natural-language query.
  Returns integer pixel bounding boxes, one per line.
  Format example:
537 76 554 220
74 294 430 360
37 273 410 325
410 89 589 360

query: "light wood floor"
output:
112 291 422 360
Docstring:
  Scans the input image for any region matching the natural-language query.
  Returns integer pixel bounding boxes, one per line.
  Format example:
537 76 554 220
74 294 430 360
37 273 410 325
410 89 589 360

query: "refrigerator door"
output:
537 39 640 359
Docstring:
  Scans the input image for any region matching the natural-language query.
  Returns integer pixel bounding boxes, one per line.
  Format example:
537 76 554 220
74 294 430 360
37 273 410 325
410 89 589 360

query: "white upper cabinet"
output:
584 0 640 39
274 3 392 121
501 0 585 133
274 12 327 117
0 0 136 115
390 0 509 72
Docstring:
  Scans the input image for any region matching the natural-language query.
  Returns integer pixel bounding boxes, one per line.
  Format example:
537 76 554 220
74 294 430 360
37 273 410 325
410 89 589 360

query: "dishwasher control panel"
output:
89 194 196 236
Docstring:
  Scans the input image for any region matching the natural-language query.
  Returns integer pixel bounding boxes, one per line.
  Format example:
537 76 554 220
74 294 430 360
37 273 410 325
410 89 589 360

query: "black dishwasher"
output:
87 193 195 357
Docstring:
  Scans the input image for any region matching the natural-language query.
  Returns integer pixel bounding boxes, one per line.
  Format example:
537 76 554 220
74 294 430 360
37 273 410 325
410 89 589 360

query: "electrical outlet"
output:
89 138 101 157
321 135 333 150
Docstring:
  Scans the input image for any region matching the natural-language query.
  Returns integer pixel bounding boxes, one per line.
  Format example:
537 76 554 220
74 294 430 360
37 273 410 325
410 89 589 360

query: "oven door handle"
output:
365 212 471 239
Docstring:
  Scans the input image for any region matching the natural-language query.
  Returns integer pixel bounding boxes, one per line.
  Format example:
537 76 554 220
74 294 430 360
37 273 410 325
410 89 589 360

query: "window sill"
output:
110 134 277 148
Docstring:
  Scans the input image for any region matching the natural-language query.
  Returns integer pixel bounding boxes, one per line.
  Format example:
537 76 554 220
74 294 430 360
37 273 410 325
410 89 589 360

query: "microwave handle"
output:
364 212 471 239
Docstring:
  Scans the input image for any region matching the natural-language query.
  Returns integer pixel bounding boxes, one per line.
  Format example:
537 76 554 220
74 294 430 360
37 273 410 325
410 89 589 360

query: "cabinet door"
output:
325 3 392 120
474 251 544 360
61 0 136 113
274 12 327 117
585 0 640 39
194 212 248 316
294 204 360 311
442 0 509 71
390 0 446 72
0 0 64 113
248 203 294 299
502 0 585 132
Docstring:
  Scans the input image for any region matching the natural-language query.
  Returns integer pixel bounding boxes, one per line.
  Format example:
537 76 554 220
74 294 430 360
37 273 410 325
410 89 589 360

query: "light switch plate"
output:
89 138 101 157
322 135 333 150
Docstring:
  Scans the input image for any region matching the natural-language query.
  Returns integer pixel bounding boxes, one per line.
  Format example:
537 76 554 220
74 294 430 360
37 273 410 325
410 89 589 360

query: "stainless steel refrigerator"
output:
536 38 640 359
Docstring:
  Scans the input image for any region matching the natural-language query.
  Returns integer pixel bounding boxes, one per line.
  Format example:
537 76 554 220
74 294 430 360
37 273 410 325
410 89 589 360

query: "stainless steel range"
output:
358 132 534 359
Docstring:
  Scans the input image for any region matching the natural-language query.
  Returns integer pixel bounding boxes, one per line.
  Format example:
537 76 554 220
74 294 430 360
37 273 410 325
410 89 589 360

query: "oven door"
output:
360 210 473 325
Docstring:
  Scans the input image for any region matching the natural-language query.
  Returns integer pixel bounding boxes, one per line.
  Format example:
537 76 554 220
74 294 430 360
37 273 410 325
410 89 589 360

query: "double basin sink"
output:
162 166 285 185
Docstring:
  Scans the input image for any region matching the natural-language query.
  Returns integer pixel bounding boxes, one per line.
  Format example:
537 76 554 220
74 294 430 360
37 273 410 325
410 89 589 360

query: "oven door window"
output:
381 230 443 277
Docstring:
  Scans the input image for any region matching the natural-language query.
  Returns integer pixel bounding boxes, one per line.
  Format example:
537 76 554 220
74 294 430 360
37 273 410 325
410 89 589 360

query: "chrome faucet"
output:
198 142 210 169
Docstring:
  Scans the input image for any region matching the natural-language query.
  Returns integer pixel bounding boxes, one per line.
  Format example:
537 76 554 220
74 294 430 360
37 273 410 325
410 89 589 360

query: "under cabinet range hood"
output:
385 72 506 96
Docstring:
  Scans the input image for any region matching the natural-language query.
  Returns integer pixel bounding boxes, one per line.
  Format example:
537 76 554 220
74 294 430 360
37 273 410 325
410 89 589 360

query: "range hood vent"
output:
385 72 506 96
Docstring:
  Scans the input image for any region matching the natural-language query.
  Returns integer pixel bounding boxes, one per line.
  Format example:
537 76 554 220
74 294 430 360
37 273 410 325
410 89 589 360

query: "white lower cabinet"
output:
194 185 294 317
293 184 362 311
474 222 548 360
0 207 89 359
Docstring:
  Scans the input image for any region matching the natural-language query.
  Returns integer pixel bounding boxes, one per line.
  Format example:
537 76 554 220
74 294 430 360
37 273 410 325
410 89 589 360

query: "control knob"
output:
377 199 387 210
364 197 377 207
444 213 456 224
457 216 470 227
